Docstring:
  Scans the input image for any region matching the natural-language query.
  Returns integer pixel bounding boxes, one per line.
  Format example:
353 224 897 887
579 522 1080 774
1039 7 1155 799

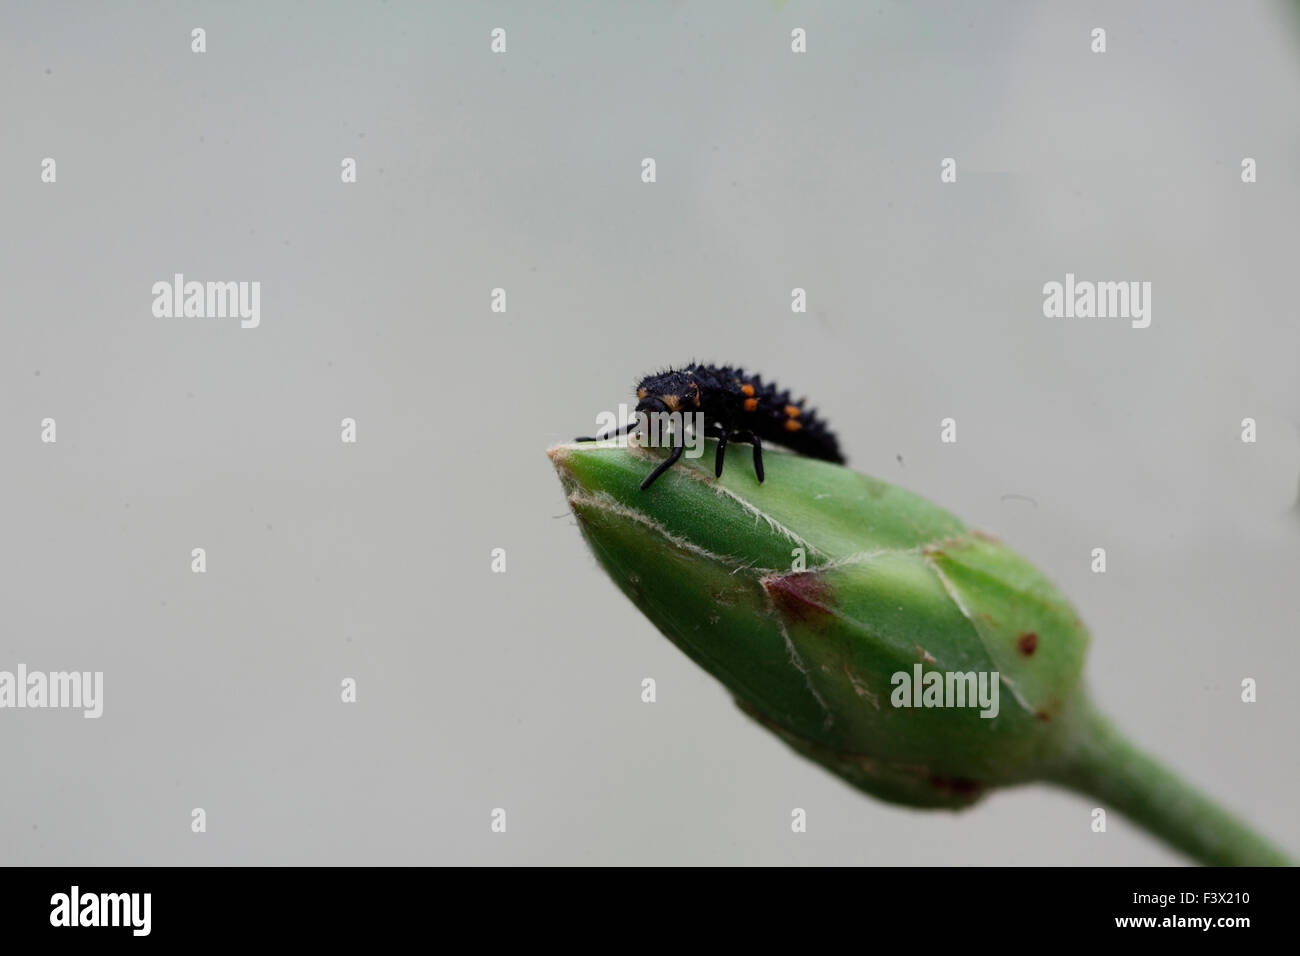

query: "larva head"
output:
635 369 700 415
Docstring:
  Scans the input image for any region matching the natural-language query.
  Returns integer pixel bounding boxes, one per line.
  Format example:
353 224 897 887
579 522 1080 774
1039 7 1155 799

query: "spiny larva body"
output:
576 363 844 489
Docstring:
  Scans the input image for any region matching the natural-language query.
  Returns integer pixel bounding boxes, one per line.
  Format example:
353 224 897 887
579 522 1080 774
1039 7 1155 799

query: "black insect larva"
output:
576 363 846 490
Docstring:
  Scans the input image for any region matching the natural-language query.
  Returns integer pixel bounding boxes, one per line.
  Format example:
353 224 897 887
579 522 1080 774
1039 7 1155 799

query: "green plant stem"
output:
1047 701 1293 866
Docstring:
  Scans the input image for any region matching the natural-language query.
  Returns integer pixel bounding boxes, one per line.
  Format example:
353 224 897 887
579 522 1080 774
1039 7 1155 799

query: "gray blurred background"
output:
2 1 1297 865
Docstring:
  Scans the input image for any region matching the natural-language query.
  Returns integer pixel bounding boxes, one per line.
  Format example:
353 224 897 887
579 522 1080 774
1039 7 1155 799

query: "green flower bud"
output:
549 439 1292 865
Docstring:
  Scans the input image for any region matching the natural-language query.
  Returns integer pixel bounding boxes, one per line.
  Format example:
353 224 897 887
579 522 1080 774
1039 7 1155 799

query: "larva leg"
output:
729 429 765 483
576 417 640 442
640 428 685 489
714 431 729 477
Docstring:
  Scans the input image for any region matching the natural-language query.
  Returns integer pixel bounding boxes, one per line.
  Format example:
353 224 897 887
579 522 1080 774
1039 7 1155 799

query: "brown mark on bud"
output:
1017 632 1039 656
1036 696 1062 723
763 571 836 623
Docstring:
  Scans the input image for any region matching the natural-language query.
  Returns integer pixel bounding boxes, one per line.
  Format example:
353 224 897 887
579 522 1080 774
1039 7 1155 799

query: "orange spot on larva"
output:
784 419 802 432
637 388 648 400
740 384 755 397
743 397 759 412
784 404 801 417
